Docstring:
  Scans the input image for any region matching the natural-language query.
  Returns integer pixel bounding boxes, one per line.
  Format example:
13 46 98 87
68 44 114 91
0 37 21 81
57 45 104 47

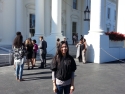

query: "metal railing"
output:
0 47 13 66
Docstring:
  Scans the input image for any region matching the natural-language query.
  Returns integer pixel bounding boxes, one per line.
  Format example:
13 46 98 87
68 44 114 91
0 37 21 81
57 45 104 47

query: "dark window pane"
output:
29 14 35 37
107 8 110 19
73 0 77 9
30 29 35 37
30 14 35 28
72 22 77 33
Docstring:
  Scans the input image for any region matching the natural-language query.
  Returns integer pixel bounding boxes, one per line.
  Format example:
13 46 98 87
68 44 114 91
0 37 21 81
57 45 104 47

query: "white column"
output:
35 0 44 36
84 0 111 63
16 0 24 34
0 0 3 42
66 0 71 43
44 0 51 36
51 0 62 36
46 0 64 55
116 0 125 34
89 0 105 33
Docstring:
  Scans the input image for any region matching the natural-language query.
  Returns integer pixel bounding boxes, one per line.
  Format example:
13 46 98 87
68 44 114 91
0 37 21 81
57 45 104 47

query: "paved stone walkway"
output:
0 59 125 94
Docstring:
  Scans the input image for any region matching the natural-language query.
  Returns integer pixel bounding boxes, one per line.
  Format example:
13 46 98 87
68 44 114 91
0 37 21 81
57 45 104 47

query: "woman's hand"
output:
53 85 57 93
70 85 75 93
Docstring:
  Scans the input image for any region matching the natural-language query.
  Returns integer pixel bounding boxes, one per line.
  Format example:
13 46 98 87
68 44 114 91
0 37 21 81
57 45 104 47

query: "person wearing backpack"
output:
32 39 38 67
13 35 25 81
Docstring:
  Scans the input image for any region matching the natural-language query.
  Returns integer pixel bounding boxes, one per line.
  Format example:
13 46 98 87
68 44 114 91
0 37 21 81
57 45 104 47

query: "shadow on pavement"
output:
23 76 52 81
23 71 51 76
23 64 51 70
101 59 125 64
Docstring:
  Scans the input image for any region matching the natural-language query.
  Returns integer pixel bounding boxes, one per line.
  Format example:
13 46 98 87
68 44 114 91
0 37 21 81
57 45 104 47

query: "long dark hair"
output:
13 35 23 48
52 41 69 66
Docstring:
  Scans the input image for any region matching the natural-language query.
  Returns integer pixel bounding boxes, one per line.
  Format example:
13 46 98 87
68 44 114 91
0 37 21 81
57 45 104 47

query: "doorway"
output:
72 22 77 37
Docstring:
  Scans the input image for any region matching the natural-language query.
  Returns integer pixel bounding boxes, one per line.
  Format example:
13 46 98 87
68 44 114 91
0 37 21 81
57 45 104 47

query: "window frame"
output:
72 22 77 34
29 14 35 37
73 0 77 9
107 7 110 19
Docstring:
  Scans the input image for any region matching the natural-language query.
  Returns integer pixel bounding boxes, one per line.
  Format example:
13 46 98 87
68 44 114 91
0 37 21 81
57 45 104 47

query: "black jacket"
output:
51 55 76 81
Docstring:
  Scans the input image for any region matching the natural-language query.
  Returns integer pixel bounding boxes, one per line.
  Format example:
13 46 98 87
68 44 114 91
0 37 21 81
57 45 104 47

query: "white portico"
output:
0 0 125 63
85 0 125 63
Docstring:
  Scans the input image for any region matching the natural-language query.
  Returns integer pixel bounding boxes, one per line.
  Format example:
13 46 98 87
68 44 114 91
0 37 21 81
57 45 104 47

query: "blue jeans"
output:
56 84 71 94
15 58 24 80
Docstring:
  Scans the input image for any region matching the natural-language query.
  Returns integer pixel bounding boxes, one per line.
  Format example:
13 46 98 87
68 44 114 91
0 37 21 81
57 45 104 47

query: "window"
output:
114 10 116 20
73 0 77 9
72 22 77 34
107 28 110 32
107 8 110 19
29 14 35 37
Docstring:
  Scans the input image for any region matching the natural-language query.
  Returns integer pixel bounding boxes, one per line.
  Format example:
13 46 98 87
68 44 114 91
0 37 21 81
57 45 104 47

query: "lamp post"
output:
84 0 90 21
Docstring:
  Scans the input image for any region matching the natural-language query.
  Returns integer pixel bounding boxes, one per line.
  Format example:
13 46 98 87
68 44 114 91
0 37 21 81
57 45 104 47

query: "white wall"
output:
44 0 51 36
0 0 87 45
0 0 36 45
105 0 116 32
0 0 16 45
0 1 3 42
64 0 84 44
24 0 35 41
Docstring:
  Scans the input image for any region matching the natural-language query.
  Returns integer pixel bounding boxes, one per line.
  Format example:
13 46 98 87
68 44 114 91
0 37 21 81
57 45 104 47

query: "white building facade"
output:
0 0 125 63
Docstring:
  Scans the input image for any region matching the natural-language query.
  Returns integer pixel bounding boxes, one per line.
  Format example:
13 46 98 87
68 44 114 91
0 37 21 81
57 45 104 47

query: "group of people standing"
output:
12 33 77 94
12 32 47 82
24 38 38 70
76 36 87 64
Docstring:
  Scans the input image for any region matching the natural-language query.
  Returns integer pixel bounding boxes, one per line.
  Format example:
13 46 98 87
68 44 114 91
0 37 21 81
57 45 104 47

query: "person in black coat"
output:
38 36 47 68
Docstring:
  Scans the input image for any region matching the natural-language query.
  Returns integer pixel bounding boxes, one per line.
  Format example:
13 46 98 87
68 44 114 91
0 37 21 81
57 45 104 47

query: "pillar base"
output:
32 33 44 44
84 33 109 63
45 34 64 55
84 33 125 63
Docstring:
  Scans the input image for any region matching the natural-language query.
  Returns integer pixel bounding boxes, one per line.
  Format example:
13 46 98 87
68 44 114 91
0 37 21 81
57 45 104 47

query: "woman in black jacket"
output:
51 41 77 94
